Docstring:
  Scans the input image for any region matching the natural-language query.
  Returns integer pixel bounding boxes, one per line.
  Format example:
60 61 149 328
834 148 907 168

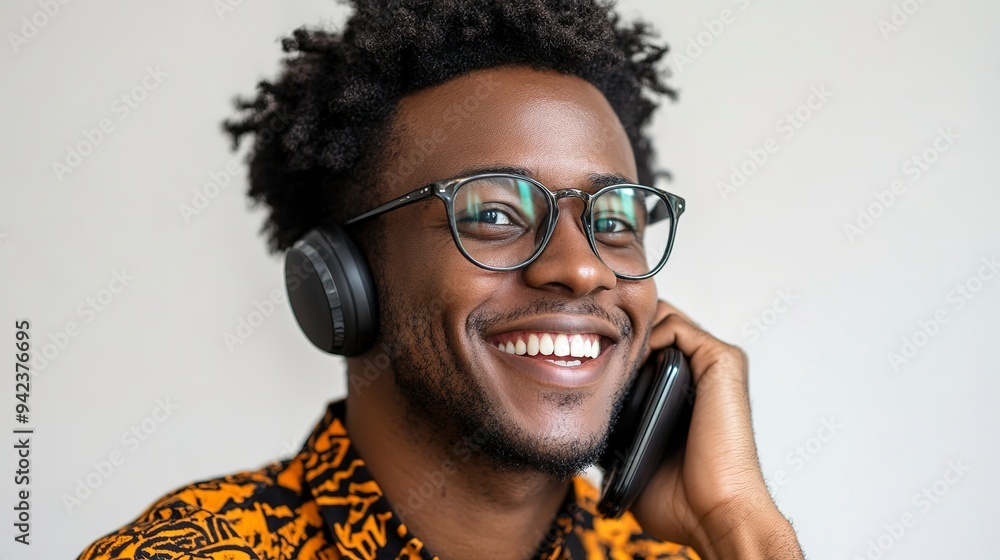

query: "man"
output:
81 1 804 558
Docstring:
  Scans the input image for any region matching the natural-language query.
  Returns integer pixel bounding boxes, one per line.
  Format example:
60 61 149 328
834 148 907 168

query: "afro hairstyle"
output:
224 0 676 253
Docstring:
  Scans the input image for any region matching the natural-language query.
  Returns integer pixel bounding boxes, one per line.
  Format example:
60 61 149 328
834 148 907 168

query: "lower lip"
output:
489 344 611 389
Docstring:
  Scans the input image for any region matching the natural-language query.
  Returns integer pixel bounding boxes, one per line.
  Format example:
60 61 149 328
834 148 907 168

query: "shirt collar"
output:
299 400 592 560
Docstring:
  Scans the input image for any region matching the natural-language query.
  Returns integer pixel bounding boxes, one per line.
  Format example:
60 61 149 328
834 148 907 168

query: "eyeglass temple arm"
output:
344 185 437 225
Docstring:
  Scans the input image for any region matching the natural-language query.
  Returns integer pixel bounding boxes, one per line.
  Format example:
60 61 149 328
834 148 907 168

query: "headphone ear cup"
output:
284 226 378 356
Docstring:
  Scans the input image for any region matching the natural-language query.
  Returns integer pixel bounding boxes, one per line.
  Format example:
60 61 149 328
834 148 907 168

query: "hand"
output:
630 300 803 560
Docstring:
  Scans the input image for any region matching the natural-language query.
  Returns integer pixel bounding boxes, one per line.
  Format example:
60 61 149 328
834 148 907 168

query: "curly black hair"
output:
224 0 675 254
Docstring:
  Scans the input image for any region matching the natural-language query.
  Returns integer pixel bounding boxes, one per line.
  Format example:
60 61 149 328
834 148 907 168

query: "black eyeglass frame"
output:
345 173 686 280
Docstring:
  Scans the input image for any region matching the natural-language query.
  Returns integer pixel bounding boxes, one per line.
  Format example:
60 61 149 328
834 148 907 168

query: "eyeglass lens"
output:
451 176 673 277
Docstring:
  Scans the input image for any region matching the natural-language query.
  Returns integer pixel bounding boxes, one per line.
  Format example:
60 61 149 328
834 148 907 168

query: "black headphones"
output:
283 226 379 356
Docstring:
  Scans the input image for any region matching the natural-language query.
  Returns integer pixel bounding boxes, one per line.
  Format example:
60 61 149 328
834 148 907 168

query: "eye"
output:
461 208 514 226
454 204 530 242
593 216 634 234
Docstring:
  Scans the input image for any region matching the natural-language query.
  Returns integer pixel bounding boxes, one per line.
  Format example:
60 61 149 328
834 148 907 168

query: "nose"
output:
521 195 617 297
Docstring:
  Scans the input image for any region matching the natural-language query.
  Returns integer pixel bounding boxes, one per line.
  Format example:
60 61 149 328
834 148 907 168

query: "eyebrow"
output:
588 172 635 189
453 165 636 191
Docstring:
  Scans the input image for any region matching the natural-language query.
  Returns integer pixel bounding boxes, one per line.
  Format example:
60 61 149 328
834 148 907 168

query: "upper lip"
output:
482 314 622 343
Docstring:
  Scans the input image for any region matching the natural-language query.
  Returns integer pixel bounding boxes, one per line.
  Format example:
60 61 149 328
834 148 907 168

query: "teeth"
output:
495 334 603 359
540 334 554 356
550 359 583 367
554 334 570 357
527 334 539 356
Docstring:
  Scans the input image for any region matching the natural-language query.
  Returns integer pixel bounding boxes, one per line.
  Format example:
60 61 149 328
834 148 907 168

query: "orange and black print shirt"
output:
79 400 699 559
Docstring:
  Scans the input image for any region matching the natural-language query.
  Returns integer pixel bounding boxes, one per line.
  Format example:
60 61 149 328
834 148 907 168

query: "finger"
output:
653 299 702 329
649 314 747 386
642 303 695 362
647 308 704 351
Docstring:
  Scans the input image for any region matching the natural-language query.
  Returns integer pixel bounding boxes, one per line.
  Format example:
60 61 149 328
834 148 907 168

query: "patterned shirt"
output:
79 400 699 560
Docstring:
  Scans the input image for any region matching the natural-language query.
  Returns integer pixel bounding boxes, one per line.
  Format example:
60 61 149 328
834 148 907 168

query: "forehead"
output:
385 66 637 194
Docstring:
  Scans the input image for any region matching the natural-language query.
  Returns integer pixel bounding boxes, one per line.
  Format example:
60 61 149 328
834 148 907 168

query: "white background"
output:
1 0 997 558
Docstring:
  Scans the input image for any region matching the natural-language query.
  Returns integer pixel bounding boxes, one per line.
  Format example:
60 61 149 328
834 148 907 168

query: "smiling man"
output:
80 1 803 559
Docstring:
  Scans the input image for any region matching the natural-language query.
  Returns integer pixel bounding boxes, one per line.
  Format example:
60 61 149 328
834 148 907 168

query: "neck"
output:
345 359 572 560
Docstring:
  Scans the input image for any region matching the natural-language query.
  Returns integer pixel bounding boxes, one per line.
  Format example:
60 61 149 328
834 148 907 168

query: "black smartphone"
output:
597 346 694 519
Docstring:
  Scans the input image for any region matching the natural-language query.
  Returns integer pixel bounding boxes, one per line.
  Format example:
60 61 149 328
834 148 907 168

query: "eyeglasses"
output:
345 173 685 280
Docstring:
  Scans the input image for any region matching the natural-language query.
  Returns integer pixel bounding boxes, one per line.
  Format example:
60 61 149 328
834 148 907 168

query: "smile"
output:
486 330 611 389
491 332 603 367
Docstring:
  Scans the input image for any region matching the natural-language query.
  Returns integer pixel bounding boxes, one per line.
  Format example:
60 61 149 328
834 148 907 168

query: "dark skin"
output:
345 66 803 560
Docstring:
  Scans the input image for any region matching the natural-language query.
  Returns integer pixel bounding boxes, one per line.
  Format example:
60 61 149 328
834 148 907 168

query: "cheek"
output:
433 271 497 334
620 281 659 338
378 223 486 327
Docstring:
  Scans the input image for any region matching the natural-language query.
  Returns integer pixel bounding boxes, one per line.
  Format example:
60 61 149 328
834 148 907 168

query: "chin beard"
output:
392 352 623 478
450 390 630 479
383 313 637 479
